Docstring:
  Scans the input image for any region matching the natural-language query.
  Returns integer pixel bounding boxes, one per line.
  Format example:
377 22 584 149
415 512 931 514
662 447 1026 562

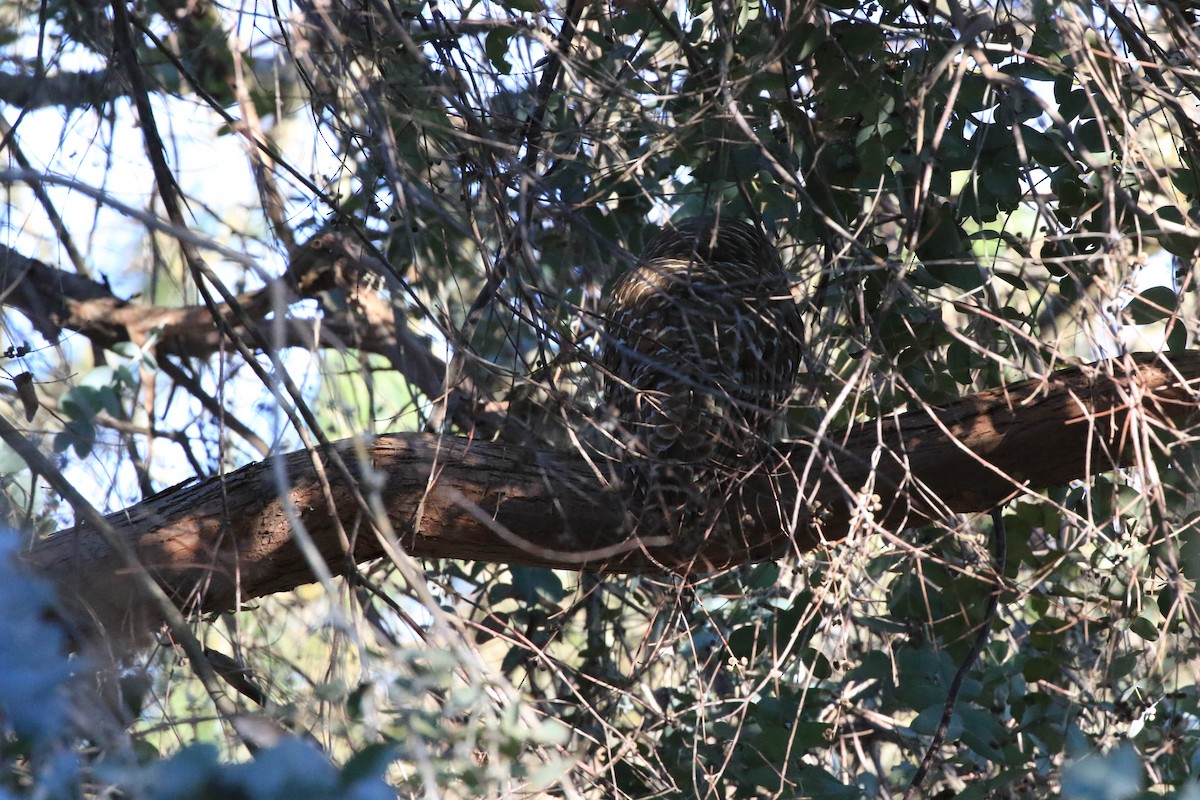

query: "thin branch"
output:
903 506 1006 799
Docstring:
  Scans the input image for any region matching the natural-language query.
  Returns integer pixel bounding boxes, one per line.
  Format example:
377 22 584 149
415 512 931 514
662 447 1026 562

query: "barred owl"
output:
600 217 804 518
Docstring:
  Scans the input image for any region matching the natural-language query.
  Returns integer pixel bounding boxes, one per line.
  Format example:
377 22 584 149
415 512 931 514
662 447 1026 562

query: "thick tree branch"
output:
0 70 120 110
0 237 448 398
24 352 1200 633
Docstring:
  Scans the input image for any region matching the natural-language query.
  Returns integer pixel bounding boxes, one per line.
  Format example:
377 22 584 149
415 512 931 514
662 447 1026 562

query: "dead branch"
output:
0 238 448 398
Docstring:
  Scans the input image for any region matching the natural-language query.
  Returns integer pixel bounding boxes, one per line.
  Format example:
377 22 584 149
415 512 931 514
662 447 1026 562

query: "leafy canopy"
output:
2 0 1200 796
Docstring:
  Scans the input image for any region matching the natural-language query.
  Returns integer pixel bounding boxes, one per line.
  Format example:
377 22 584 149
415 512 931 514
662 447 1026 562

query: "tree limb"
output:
0 70 120 110
24 352 1200 633
0 237 448 397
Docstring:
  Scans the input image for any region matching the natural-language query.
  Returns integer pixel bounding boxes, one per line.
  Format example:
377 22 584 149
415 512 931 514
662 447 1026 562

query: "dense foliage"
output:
3 0 1200 796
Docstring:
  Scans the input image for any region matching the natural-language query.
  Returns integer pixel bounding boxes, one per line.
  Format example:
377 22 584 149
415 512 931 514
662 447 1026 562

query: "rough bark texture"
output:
22 352 1200 631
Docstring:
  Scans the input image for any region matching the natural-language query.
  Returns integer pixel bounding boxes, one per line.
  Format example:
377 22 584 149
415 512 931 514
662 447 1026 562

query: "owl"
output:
600 217 805 520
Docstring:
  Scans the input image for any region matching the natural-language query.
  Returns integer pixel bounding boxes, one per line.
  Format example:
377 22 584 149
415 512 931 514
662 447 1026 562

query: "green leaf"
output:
1057 89 1088 124
947 340 978 385
339 742 395 785
912 705 962 737
914 202 983 289
1172 167 1200 199
804 648 834 679
728 625 758 659
1127 286 1177 324
1155 205 1199 256
1039 240 1068 276
1129 615 1160 641
1077 120 1106 152
999 61 1061 81
789 721 833 748
511 566 564 605
61 386 102 422
485 28 514 74
1021 127 1068 168
959 705 1007 760
746 562 780 589
54 419 95 459
832 21 883 54
957 72 994 111
1023 656 1062 682
927 260 985 291
994 271 1027 289
1167 321 1188 352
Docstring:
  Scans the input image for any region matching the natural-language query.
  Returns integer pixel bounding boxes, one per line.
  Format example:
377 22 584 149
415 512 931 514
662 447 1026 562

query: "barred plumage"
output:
600 217 804 518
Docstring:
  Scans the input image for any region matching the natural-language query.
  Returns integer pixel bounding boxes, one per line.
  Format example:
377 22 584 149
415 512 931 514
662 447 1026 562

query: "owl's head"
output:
640 216 781 271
